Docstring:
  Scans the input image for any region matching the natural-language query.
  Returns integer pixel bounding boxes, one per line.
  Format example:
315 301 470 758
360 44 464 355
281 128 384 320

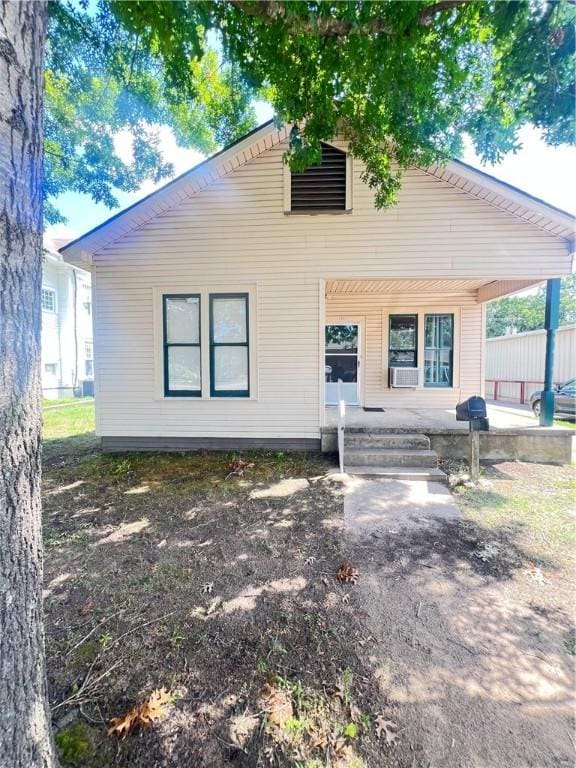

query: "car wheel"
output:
532 400 541 417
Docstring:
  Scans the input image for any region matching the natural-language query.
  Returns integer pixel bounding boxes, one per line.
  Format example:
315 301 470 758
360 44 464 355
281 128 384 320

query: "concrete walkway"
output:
342 476 574 768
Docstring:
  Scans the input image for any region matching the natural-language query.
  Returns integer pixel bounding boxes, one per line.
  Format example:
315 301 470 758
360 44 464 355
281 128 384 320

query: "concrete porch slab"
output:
322 404 575 464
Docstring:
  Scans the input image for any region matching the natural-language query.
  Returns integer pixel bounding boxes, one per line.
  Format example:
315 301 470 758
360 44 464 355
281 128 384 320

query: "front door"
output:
325 323 360 405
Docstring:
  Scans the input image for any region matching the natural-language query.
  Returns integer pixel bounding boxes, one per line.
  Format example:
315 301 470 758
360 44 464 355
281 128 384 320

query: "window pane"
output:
389 315 416 350
325 354 357 383
168 346 201 391
166 296 200 344
212 297 247 343
213 346 248 392
325 324 358 353
389 349 417 367
41 288 55 312
424 314 453 386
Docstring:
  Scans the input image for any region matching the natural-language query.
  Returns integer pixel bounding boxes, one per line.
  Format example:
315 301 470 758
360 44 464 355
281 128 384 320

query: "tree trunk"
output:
0 2 56 767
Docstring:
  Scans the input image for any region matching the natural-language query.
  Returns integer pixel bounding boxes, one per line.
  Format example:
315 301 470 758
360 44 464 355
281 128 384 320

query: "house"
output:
42 241 94 399
61 120 574 460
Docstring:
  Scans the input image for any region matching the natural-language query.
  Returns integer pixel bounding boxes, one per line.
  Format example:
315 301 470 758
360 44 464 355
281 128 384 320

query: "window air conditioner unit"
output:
390 367 419 388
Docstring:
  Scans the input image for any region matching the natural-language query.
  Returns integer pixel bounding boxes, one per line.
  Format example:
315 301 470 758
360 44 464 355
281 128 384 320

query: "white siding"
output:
486 325 576 400
41 254 93 398
91 139 571 439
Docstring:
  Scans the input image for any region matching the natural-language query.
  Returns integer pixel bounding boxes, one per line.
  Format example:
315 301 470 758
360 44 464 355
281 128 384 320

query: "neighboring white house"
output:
61 121 574 450
42 240 94 399
486 324 576 402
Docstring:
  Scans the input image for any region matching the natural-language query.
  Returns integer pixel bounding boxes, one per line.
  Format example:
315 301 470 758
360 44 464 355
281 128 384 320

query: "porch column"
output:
540 278 561 426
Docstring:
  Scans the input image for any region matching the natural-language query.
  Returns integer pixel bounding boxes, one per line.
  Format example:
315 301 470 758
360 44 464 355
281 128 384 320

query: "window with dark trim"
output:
388 314 418 369
209 293 249 397
424 313 454 387
290 142 347 212
163 294 201 397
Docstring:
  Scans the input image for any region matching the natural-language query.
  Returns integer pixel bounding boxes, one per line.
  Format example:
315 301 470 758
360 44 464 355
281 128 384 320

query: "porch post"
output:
540 278 561 426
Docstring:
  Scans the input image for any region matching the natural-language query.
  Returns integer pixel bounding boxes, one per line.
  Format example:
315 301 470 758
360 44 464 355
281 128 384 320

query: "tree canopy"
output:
46 0 575 222
487 274 576 337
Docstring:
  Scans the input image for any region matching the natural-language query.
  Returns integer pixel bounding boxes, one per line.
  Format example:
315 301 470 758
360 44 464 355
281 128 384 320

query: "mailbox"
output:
456 396 489 431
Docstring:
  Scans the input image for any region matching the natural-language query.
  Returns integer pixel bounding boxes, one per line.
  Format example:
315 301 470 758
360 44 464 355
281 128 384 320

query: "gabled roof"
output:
61 120 575 264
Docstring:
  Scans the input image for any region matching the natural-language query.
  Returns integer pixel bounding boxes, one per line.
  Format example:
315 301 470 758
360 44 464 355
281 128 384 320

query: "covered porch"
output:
322 276 542 412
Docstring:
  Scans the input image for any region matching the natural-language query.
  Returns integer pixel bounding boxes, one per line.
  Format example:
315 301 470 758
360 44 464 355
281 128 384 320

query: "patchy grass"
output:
43 402 97 466
554 417 576 429
453 462 576 570
43 420 393 766
44 396 93 409
42 406 575 767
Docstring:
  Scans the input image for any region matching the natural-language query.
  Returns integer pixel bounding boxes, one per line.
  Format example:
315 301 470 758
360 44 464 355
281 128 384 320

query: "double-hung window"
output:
41 287 56 313
163 295 201 396
424 314 453 387
388 315 418 368
209 294 249 397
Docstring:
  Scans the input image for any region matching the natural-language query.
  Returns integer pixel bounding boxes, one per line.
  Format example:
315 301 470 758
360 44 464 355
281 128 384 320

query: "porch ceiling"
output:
326 278 488 295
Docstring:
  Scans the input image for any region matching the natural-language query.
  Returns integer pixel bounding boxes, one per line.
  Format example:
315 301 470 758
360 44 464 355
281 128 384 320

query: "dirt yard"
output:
42 405 575 767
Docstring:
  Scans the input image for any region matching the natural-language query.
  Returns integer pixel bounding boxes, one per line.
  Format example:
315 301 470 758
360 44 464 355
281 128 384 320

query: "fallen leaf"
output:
336 562 359 584
78 599 94 616
201 582 214 594
108 688 172 737
258 681 293 730
375 715 399 746
226 459 255 478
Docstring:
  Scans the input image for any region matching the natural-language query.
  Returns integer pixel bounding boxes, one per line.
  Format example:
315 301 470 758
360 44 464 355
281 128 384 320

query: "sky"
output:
46 100 576 245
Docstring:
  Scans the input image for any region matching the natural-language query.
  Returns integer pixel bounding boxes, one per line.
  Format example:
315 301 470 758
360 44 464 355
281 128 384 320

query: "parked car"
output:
530 379 576 418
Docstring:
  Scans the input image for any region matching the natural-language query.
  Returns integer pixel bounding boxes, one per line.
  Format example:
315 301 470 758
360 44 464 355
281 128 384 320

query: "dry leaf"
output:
375 715 399 746
336 561 359 584
108 688 172 737
78 599 94 616
259 681 293 730
201 582 214 594
226 459 255 477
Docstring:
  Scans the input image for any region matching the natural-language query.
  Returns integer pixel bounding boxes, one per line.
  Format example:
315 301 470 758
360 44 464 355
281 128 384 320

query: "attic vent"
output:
290 142 347 212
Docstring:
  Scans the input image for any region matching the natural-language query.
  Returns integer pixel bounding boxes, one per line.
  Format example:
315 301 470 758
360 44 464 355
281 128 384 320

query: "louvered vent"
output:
291 142 347 212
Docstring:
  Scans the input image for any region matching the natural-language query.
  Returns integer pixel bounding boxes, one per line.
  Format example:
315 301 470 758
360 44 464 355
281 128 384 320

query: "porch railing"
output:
337 378 346 473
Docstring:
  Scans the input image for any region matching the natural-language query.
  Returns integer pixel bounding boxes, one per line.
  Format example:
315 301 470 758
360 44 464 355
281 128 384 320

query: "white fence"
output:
485 325 576 402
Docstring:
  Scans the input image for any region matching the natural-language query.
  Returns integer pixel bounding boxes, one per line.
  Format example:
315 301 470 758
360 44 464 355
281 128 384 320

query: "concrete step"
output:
345 448 438 467
343 466 448 482
344 432 430 450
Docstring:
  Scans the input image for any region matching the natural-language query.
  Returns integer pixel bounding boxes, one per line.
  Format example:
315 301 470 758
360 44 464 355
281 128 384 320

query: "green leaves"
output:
46 0 575 221
45 0 256 223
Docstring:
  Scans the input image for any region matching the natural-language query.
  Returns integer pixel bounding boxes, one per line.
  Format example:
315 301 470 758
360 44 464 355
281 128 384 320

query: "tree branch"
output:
228 0 473 37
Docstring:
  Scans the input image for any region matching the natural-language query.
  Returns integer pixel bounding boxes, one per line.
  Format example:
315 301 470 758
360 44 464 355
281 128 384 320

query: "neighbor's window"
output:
290 142 347 212
163 295 201 396
209 294 249 397
389 315 417 368
44 363 58 375
424 314 453 387
41 287 56 313
84 341 94 378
